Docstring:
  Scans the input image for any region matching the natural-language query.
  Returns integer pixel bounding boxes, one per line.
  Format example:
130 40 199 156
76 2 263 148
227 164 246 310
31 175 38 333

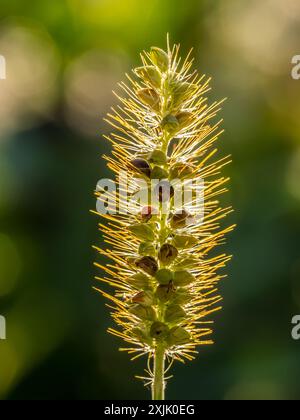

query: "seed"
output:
149 149 167 165
129 304 156 321
150 321 169 340
172 289 193 305
173 257 198 270
131 328 152 345
172 235 198 249
135 66 161 88
130 158 151 178
129 272 151 290
137 88 160 112
151 166 169 180
173 270 195 287
170 210 196 229
135 256 158 276
150 47 169 72
171 81 197 108
139 242 156 257
165 304 186 324
169 162 194 180
167 326 191 346
158 244 178 265
155 268 174 285
132 290 154 306
128 223 155 242
161 114 179 133
155 284 176 303
176 111 194 128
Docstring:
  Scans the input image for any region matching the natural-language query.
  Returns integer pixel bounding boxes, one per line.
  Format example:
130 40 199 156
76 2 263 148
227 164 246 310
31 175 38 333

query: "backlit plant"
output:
94 39 234 400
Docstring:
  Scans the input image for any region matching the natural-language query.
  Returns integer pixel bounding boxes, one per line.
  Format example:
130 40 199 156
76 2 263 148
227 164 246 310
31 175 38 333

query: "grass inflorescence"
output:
94 39 235 400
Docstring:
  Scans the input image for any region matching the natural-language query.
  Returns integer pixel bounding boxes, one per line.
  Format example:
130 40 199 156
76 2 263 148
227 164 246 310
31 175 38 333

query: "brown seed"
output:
170 210 195 229
155 283 176 303
130 158 151 178
158 244 178 265
175 111 194 128
135 256 158 276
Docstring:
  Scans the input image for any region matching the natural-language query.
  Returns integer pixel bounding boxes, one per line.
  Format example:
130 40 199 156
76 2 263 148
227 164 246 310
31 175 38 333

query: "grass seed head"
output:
95 39 235 389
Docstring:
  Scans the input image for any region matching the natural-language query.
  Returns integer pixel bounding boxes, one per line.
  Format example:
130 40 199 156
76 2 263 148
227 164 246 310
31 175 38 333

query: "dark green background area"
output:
0 0 300 400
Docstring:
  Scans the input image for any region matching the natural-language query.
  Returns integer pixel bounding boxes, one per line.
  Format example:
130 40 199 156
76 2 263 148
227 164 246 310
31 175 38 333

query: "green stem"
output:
151 66 170 402
152 344 166 400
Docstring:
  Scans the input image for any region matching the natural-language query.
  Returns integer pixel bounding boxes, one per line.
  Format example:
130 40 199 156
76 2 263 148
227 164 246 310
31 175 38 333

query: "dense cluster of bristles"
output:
94 41 234 379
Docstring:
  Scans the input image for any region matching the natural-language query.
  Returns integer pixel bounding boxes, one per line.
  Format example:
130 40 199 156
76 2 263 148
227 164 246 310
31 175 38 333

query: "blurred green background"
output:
0 0 300 400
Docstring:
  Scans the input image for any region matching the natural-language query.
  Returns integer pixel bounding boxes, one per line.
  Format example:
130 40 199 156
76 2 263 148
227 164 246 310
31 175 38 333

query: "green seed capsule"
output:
131 327 152 346
150 47 169 72
149 149 167 165
151 166 169 180
129 304 156 321
176 111 194 128
173 257 198 270
167 326 191 346
161 115 179 133
137 88 160 112
172 235 198 249
169 162 194 180
139 242 156 257
150 321 169 340
172 289 193 305
155 268 174 285
128 224 155 241
155 284 176 303
173 270 195 287
135 66 161 88
165 304 186 324
129 272 152 290
135 256 158 276
130 158 151 178
132 290 154 306
158 244 178 265
171 81 197 108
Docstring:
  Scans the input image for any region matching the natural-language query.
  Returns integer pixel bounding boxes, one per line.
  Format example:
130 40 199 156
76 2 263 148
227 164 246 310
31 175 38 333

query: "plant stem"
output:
152 344 166 400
